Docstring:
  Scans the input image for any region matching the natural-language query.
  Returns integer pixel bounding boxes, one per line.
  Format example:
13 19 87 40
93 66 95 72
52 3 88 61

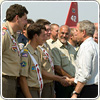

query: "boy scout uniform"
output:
2 21 20 98
46 39 56 49
52 39 77 98
17 43 41 98
38 42 54 98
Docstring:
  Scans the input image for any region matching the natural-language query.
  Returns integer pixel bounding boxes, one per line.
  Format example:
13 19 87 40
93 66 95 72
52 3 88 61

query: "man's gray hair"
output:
78 20 95 37
59 25 71 33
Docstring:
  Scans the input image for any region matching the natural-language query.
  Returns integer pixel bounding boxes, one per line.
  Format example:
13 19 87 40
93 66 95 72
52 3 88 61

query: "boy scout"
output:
17 23 46 98
52 25 77 98
36 19 68 98
2 4 28 98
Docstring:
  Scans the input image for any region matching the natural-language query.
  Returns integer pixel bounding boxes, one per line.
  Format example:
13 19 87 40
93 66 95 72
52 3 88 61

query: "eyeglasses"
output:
46 29 51 32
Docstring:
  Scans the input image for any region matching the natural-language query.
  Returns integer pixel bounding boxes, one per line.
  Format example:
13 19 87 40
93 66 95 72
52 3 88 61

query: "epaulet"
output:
20 49 28 54
24 49 28 52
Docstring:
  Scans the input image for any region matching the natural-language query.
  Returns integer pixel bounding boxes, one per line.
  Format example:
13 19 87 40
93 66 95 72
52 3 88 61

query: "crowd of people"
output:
2 4 98 98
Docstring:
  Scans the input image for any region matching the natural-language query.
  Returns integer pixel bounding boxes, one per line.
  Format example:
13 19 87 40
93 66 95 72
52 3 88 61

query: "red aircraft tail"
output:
65 2 78 28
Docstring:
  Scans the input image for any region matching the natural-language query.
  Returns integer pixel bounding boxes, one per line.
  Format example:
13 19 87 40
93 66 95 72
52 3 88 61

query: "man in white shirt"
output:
68 20 98 98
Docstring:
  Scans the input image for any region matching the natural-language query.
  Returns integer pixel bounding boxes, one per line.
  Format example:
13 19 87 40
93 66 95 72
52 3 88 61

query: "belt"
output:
28 87 40 91
85 84 98 87
44 82 54 86
2 75 17 80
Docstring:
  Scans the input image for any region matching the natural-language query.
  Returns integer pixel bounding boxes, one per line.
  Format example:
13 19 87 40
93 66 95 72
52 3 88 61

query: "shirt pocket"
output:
61 56 70 67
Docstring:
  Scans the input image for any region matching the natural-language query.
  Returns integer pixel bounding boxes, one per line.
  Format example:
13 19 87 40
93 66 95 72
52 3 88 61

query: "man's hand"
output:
65 76 75 85
59 76 70 87
71 94 77 98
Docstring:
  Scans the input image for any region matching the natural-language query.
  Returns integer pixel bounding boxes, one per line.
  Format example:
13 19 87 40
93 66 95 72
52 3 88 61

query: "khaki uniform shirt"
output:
46 39 56 49
52 39 77 77
20 43 41 88
2 21 20 76
38 42 54 84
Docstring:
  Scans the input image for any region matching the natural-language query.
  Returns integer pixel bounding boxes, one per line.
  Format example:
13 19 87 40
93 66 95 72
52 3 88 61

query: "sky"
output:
1 1 99 26
0 1 100 100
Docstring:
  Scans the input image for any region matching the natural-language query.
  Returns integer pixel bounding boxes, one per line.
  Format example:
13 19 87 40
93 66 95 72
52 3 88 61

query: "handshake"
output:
59 76 75 87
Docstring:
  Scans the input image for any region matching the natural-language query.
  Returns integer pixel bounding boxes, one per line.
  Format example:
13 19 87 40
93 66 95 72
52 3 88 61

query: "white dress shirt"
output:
74 37 98 85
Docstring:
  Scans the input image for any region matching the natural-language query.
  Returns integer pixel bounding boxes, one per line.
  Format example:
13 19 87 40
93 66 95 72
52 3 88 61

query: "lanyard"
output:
27 50 43 97
2 27 20 56
38 46 54 72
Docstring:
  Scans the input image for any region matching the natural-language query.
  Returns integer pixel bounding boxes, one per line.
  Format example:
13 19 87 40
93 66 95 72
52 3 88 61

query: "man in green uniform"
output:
2 4 28 98
52 25 77 98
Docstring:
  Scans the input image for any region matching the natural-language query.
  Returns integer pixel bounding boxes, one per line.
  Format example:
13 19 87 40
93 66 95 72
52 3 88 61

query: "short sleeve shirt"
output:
20 43 41 87
52 39 77 77
38 42 54 83
46 39 56 49
2 21 20 76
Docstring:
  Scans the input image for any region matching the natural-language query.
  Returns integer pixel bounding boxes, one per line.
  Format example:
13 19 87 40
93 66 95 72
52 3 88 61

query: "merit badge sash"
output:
38 46 54 72
2 27 20 56
24 49 43 97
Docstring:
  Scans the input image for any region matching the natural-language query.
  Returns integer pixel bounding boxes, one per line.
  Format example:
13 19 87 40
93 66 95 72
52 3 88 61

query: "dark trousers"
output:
16 87 40 98
79 84 98 98
2 75 17 98
55 81 74 98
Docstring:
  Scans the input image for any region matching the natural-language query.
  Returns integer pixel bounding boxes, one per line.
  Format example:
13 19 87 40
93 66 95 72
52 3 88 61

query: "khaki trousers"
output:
2 75 17 98
16 87 40 98
41 82 54 98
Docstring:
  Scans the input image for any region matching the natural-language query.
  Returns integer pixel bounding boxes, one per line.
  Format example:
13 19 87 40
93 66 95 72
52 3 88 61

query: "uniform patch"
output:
43 56 49 60
22 53 28 57
12 45 17 52
24 49 28 52
20 61 27 67
2 31 5 36
31 65 36 71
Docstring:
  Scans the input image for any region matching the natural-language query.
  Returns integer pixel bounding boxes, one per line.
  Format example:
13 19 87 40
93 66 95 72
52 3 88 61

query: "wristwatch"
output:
71 91 80 96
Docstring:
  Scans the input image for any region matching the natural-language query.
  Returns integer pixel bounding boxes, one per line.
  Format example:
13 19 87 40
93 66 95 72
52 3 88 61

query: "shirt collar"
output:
26 43 37 55
49 39 55 43
56 39 71 49
42 41 49 48
81 37 93 46
56 39 64 47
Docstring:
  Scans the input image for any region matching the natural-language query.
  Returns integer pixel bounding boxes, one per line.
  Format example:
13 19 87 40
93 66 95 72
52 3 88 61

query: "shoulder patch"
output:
12 45 17 52
2 31 5 36
20 61 27 67
22 53 28 57
2 27 7 30
31 65 36 71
